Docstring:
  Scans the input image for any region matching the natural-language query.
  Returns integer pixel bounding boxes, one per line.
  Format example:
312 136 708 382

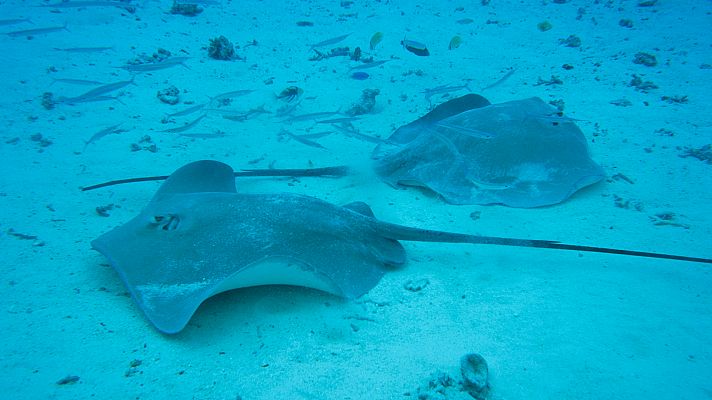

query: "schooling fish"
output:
119 57 190 72
0 18 33 26
402 38 430 56
83 123 125 151
279 128 327 149
54 46 114 53
57 76 136 104
6 23 68 37
160 114 207 133
51 78 106 86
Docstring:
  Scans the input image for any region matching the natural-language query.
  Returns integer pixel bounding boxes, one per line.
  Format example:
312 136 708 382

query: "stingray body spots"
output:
150 214 180 231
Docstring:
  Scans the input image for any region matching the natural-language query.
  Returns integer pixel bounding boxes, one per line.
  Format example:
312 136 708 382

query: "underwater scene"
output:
1 0 711 398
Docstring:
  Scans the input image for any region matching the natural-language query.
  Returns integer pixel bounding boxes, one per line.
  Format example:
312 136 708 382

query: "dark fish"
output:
402 39 430 56
351 71 369 80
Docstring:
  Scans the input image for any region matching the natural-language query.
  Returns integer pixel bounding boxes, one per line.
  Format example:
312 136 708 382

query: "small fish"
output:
276 86 303 103
0 18 33 26
56 95 125 105
51 78 105 86
279 129 326 149
167 103 208 117
54 46 114 53
401 38 430 56
83 123 125 151
330 123 384 144
456 18 474 25
351 71 369 80
179 131 227 139
58 77 136 104
40 1 131 8
309 33 351 49
160 114 207 133
481 68 516 91
369 32 383 50
281 111 341 123
218 105 271 121
119 57 190 72
421 83 471 100
7 23 68 37
448 35 462 50
316 117 360 124
349 60 389 70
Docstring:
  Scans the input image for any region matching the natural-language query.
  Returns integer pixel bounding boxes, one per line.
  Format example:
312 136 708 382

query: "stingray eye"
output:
150 214 181 231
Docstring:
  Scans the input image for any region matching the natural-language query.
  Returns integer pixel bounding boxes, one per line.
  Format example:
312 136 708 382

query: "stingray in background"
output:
373 94 606 207
90 160 711 334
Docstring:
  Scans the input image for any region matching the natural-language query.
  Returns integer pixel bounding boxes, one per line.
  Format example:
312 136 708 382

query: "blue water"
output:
1 0 711 399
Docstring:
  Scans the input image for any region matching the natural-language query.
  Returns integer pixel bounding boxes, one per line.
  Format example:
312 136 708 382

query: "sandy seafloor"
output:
1 0 711 399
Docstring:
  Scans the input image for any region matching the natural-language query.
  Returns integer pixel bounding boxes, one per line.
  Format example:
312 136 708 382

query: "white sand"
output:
1 0 710 398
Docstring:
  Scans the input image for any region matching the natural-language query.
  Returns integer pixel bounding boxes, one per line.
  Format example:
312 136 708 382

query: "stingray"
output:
372 94 606 207
91 160 711 334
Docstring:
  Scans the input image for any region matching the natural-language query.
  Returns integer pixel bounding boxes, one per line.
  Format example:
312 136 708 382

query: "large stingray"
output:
92 160 711 334
372 94 606 207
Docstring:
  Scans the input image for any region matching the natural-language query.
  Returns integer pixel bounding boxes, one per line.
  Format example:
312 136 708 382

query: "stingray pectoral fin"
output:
211 257 344 297
343 201 376 218
131 280 215 334
133 257 345 334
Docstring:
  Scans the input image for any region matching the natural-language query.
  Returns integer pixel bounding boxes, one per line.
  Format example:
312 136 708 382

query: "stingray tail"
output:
376 221 712 264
